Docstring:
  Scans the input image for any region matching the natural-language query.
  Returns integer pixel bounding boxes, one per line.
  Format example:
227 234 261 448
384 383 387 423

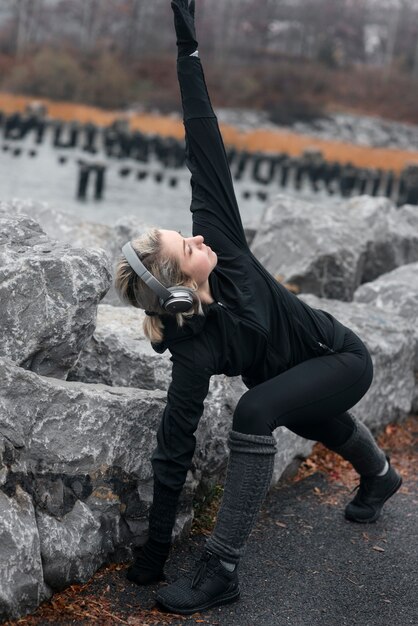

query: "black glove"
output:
171 0 198 57
126 537 171 585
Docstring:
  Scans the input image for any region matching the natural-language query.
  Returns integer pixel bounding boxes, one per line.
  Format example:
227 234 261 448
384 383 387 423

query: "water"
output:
0 130 275 233
0 128 344 236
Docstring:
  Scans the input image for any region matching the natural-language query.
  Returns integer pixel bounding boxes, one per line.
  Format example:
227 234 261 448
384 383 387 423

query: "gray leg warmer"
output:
328 414 386 477
205 430 277 565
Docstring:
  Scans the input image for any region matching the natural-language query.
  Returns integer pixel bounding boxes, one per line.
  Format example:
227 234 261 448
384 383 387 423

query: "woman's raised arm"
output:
172 0 249 253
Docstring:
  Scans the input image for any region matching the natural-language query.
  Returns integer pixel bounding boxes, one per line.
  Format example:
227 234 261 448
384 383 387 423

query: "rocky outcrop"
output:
0 198 150 307
216 108 418 151
1 196 416 620
0 212 111 378
251 195 418 301
0 351 312 619
354 262 418 412
0 486 50 621
0 357 180 611
299 294 415 427
290 112 418 150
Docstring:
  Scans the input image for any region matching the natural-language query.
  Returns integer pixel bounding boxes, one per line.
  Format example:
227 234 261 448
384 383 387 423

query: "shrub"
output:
78 53 135 109
3 48 83 101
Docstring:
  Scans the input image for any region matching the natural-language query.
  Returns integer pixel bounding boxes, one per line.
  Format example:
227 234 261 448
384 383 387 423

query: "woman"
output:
115 0 402 616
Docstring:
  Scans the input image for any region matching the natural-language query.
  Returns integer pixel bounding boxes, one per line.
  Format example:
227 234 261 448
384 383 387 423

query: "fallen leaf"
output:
372 545 385 552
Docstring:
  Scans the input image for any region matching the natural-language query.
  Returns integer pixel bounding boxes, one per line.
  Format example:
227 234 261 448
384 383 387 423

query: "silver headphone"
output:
121 242 195 314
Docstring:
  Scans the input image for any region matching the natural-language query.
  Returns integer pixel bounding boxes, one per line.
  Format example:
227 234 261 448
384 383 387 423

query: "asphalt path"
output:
152 473 418 626
10 450 417 626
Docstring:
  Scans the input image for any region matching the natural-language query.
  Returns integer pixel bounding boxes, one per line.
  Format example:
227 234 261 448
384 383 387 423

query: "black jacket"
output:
151 55 348 492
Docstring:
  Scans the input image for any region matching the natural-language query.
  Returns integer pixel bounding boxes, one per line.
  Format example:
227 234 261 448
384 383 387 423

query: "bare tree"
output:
1 0 418 75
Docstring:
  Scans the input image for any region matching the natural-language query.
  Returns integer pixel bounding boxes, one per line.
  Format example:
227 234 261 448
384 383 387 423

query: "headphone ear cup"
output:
161 287 195 314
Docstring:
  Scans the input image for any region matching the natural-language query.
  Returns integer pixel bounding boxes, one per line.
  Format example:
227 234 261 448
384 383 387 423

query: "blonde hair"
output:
114 228 203 343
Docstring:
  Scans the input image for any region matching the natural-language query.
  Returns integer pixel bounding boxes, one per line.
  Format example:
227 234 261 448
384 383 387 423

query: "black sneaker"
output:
345 456 402 523
156 550 240 615
126 538 170 586
126 560 165 585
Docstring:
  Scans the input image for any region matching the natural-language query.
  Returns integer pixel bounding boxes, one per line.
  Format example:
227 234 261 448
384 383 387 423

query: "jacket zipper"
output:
216 301 269 339
291 313 336 354
317 341 336 353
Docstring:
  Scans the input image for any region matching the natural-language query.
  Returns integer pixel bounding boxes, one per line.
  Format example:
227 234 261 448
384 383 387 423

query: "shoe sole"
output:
345 474 403 523
156 587 241 616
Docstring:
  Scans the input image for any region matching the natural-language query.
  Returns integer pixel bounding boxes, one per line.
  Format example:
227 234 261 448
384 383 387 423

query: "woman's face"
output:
159 229 218 287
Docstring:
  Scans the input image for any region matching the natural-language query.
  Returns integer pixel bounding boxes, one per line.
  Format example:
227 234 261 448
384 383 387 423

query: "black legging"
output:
233 328 373 448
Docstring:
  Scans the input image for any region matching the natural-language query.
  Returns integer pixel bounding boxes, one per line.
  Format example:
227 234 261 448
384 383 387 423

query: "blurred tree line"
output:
0 0 418 122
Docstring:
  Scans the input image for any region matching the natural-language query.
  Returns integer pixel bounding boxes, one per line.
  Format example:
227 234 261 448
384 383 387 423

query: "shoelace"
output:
349 475 376 496
191 551 213 589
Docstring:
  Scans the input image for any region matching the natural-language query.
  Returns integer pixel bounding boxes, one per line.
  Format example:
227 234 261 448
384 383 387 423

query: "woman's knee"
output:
232 392 272 436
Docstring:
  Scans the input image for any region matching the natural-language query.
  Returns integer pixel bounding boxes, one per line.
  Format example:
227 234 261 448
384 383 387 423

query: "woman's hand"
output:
171 0 198 57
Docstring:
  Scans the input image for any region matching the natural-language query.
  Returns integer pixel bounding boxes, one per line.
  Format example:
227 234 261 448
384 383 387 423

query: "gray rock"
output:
0 198 111 251
299 294 415 428
0 356 165 481
0 357 179 600
219 108 418 151
251 194 418 301
0 355 263 616
0 486 51 621
361 201 418 284
0 212 111 378
354 262 418 411
291 112 418 151
68 305 171 390
36 500 103 590
0 199 150 307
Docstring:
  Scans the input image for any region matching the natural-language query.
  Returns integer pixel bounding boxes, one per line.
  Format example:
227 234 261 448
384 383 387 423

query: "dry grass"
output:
290 414 418 496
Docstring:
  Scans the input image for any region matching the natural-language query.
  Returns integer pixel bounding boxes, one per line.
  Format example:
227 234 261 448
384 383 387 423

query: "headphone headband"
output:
122 242 172 302
121 242 195 314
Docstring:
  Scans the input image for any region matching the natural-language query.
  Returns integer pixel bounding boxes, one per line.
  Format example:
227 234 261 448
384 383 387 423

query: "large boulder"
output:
354 262 418 412
299 294 415 427
0 486 50 621
68 305 171 389
0 212 111 378
0 199 150 307
0 355 202 614
251 195 418 301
